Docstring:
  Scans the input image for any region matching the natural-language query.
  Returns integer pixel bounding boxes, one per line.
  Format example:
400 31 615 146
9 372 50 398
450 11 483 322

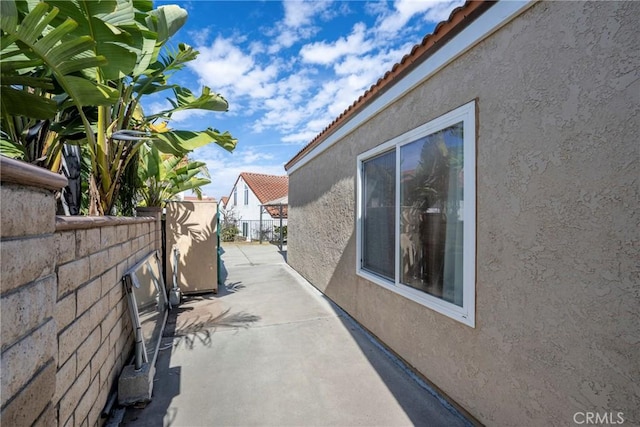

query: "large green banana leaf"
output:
147 86 229 121
170 161 209 184
152 128 237 156
138 143 162 181
0 1 119 118
0 85 57 119
133 43 197 96
167 177 211 197
0 138 27 159
46 0 154 79
146 5 187 45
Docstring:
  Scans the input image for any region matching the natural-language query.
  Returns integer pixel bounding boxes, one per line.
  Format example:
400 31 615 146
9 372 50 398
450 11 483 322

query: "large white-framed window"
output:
243 184 249 205
356 101 476 327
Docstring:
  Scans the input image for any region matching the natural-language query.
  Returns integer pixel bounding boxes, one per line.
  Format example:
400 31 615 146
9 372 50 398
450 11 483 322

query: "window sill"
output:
356 269 475 328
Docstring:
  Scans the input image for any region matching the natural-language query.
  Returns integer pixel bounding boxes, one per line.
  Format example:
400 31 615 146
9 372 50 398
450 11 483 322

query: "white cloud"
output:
170 109 209 124
300 23 372 65
334 51 393 76
422 0 465 22
262 1 335 53
182 0 464 172
188 27 210 46
281 130 320 144
364 2 390 17
377 0 464 34
190 36 279 100
272 29 300 51
143 99 213 125
282 1 332 28
240 148 275 164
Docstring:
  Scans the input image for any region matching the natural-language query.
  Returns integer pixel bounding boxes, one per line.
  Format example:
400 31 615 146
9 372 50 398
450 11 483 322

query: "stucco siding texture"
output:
287 2 639 426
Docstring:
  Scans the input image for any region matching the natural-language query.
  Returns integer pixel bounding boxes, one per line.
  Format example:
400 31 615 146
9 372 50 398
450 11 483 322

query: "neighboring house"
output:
226 172 288 240
219 196 229 210
285 2 638 426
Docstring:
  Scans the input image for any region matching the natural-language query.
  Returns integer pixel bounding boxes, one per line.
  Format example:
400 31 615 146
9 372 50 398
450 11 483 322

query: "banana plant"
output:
0 0 119 165
0 1 119 116
103 41 236 214
137 143 211 208
0 0 147 213
41 0 182 215
1 0 237 215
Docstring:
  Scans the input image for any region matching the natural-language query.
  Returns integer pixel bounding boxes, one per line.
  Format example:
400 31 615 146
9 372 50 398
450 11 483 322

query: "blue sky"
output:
151 0 464 200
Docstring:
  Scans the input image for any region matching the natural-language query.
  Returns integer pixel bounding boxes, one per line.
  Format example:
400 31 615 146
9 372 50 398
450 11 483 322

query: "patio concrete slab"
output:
120 243 471 427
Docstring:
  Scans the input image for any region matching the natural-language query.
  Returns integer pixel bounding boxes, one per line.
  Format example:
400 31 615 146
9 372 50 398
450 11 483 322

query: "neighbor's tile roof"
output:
266 204 288 219
284 0 491 171
241 172 288 203
239 172 288 219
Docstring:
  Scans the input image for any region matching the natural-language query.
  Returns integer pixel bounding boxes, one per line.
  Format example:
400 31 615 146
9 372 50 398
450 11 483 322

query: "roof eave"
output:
284 0 493 172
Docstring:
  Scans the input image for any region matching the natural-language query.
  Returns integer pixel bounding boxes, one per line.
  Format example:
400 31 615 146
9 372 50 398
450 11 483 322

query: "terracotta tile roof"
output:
285 0 491 171
226 172 288 218
220 196 229 206
240 172 288 203
265 204 288 219
262 195 289 218
234 172 288 219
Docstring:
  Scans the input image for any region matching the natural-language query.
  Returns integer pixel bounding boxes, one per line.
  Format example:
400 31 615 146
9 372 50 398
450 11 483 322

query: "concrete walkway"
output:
120 243 471 427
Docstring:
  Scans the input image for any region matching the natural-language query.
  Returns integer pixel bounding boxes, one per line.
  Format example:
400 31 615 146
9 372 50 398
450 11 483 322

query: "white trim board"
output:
356 101 476 327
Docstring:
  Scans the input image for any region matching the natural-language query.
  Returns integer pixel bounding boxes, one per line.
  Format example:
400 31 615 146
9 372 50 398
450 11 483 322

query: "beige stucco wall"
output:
287 2 639 425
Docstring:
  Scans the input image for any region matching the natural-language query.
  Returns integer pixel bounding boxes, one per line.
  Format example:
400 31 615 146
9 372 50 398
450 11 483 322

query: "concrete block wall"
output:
1 176 62 426
1 157 159 427
53 218 156 427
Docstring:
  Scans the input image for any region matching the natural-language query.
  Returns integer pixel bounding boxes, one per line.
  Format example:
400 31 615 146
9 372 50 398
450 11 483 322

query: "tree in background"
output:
220 205 241 242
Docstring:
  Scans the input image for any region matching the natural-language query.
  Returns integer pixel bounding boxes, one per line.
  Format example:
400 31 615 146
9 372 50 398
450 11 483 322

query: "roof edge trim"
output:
285 0 535 174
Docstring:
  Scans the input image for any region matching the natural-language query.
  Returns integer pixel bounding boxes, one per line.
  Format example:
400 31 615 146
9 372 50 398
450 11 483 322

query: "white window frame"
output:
356 101 476 327
243 184 249 206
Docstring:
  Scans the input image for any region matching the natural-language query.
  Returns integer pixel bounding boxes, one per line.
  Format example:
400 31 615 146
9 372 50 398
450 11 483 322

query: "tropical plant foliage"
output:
0 0 237 215
136 144 211 208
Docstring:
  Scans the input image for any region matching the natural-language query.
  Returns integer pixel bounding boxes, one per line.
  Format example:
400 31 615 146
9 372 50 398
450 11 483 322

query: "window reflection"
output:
362 150 396 280
400 122 464 306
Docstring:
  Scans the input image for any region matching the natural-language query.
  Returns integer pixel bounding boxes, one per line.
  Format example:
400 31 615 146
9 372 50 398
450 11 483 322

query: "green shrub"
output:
274 225 287 241
221 225 239 242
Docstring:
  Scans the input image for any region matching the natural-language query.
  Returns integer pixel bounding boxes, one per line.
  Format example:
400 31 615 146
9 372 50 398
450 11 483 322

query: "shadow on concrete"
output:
264 241 288 262
218 246 229 292
330 300 473 426
290 230 475 426
120 291 261 426
169 294 260 350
